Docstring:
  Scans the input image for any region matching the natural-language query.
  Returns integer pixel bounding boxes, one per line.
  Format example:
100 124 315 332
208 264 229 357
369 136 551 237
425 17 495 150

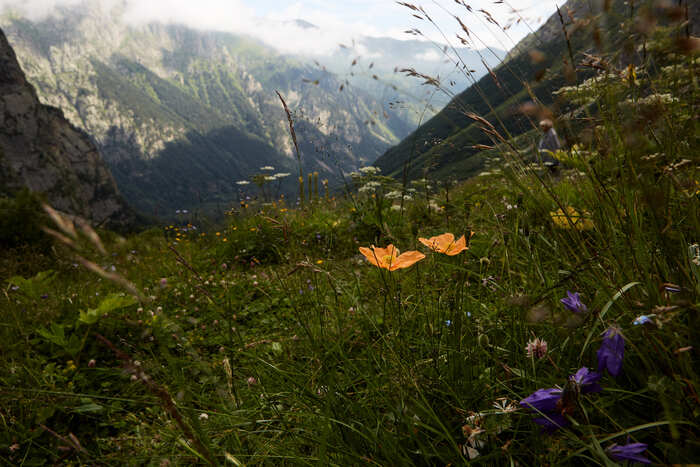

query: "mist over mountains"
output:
0 0 502 215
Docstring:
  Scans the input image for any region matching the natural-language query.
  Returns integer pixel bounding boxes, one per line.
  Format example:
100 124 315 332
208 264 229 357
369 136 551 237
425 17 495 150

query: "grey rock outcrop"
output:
0 27 133 228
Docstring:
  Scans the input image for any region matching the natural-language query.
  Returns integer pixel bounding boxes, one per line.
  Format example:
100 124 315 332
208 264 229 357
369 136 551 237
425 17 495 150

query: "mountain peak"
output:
289 19 319 30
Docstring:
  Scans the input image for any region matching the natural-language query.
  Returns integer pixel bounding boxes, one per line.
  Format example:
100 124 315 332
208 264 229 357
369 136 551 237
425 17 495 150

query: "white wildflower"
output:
358 166 380 175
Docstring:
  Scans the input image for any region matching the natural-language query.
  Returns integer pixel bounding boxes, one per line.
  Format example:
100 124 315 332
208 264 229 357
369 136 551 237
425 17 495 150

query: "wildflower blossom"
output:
358 166 380 175
560 291 588 313
519 388 569 432
525 337 548 359
606 441 651 464
359 244 425 271
570 367 602 394
358 181 381 193
236 180 250 185
550 206 594 230
419 232 473 256
492 398 518 413
520 388 562 413
597 326 624 377
632 315 653 326
260 166 275 171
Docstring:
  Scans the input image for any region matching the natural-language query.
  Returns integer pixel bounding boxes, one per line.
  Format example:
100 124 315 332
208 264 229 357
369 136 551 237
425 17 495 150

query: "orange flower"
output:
418 232 473 256
359 244 425 271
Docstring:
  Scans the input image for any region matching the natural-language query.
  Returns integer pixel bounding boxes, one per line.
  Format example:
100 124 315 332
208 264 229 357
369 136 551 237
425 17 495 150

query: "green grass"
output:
1 4 699 465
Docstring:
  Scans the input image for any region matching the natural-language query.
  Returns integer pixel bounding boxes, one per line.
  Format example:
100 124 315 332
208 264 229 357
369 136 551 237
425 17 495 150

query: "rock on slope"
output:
0 27 133 227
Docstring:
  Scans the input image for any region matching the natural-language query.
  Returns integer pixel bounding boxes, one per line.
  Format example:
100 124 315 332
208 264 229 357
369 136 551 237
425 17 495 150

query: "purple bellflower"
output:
520 388 562 413
560 291 588 313
597 326 625 377
570 367 602 394
520 388 570 432
532 413 570 432
606 441 651 464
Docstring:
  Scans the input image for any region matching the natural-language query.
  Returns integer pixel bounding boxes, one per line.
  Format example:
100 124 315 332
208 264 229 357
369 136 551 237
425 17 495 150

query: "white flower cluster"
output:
633 93 678 106
358 166 381 175
358 181 381 193
260 166 275 171
236 180 250 186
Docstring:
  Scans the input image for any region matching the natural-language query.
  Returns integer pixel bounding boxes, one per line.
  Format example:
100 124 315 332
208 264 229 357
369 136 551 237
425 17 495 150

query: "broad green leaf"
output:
79 293 137 325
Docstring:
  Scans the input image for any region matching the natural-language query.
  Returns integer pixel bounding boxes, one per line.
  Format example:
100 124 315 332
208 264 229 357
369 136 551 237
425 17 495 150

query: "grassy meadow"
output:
2 4 699 466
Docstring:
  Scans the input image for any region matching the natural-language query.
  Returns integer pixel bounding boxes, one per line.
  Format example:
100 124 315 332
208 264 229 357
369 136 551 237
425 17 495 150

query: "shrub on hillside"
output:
0 189 51 251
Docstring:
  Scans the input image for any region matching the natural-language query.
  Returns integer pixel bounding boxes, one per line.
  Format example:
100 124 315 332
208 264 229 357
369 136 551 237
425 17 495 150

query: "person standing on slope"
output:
538 119 561 169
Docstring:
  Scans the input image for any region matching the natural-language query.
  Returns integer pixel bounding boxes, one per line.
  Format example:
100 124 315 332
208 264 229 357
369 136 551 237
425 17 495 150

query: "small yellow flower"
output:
316 259 323 265
223 238 228 242
550 207 594 231
216 232 221 237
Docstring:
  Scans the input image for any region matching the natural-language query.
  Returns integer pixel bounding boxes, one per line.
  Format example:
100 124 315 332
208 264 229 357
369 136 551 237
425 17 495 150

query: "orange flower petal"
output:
359 246 382 268
420 232 473 255
436 233 456 251
420 233 453 252
360 245 400 269
445 235 467 256
388 250 426 270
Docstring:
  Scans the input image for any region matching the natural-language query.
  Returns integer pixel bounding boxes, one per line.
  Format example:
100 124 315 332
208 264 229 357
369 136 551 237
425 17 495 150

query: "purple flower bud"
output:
560 291 588 313
570 367 602 394
532 413 570 432
597 326 625 377
606 442 650 464
520 388 562 413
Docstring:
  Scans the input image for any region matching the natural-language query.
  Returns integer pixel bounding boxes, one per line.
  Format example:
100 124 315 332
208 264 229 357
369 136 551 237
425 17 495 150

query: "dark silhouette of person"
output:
538 119 561 168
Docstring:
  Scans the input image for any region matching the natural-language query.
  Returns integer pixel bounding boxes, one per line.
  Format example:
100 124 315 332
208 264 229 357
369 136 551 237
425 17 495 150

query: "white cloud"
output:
415 50 442 62
0 0 84 19
0 0 559 56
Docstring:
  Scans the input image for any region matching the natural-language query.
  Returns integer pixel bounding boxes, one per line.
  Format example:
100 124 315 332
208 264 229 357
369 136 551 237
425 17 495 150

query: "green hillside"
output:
374 0 630 181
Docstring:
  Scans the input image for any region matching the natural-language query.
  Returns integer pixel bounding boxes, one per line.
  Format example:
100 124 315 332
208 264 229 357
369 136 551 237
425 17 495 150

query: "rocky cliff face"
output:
0 27 133 227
